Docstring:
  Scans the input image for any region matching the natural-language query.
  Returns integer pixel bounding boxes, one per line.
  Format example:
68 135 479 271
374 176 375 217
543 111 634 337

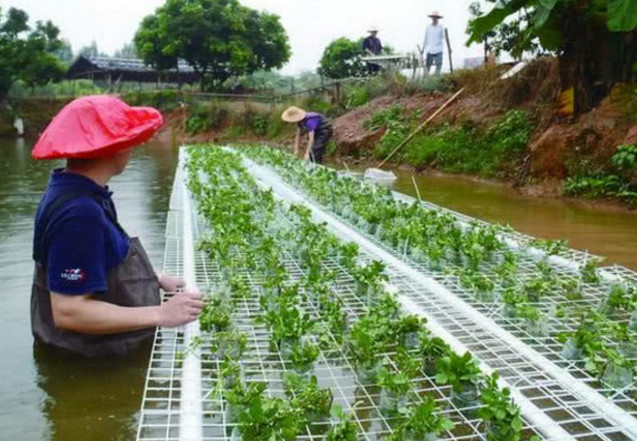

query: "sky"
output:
5 0 486 75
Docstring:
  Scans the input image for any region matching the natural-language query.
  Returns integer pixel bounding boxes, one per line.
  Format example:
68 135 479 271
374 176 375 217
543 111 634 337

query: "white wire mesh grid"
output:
242 153 637 416
136 149 637 441
239 154 637 440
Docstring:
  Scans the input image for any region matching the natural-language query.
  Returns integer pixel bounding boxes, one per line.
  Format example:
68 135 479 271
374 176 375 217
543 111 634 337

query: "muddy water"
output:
0 137 178 441
387 169 637 270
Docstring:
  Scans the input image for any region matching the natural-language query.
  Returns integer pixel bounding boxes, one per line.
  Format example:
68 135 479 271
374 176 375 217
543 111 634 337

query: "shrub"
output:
267 111 286 139
399 110 531 177
563 144 637 205
344 85 370 108
186 101 231 134
122 90 182 111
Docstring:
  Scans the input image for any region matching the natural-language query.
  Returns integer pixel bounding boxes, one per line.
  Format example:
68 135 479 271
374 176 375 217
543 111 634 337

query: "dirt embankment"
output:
328 59 637 194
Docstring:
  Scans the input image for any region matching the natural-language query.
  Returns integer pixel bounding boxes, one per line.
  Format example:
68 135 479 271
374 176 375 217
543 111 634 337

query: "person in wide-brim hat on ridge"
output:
423 11 445 76
30 95 203 357
282 106 333 164
363 25 383 75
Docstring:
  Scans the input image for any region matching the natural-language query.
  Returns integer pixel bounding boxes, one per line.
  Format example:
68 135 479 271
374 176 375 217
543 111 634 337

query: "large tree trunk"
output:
558 4 596 115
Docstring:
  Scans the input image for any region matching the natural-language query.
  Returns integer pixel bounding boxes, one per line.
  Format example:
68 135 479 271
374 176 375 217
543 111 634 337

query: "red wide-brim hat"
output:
32 95 164 160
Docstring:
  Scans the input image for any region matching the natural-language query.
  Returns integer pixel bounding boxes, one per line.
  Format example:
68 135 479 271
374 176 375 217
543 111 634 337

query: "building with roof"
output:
66 56 199 85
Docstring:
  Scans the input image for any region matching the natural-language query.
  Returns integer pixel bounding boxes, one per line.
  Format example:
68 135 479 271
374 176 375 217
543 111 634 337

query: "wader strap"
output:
33 191 128 263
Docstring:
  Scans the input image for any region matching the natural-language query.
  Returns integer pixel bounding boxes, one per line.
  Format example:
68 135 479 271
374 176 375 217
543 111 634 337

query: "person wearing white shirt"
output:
423 11 445 75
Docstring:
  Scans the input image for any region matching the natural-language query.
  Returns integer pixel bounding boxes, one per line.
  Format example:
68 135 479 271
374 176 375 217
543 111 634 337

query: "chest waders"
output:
31 191 161 357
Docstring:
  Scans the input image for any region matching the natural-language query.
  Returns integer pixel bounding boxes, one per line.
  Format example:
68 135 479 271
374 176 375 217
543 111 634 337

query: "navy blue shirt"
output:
363 36 382 55
33 169 130 295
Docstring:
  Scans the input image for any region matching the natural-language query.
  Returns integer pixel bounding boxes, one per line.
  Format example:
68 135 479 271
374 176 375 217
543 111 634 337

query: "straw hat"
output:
281 106 307 123
368 25 379 33
428 11 443 18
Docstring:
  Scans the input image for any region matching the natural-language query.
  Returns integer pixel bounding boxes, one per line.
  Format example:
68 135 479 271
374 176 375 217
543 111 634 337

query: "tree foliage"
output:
467 1 541 61
0 7 66 99
134 0 291 91
55 39 74 65
467 0 637 115
318 37 367 79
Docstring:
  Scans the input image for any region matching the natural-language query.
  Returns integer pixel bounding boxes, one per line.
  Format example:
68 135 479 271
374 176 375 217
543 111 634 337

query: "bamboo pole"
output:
376 87 465 169
445 29 454 73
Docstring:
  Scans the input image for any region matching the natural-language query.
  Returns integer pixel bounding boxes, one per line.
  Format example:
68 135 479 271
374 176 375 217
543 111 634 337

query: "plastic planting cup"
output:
428 259 444 272
525 318 550 338
279 338 296 359
356 362 380 384
619 341 637 359
404 430 438 441
560 338 583 360
602 363 633 389
404 332 420 350
378 388 407 415
485 421 516 441
423 357 437 377
451 383 480 415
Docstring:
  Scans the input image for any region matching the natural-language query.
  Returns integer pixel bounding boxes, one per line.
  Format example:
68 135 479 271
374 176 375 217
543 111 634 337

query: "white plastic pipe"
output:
179 148 203 441
240 155 637 440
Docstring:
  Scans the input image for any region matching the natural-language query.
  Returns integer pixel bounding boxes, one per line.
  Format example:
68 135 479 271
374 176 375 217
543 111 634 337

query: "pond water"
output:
1 139 636 441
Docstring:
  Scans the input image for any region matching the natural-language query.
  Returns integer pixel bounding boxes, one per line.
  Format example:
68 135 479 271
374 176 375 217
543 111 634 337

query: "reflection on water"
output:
0 137 178 441
34 344 151 441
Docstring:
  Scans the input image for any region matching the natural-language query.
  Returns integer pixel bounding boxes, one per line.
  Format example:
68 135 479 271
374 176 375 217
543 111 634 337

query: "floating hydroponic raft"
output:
137 146 637 441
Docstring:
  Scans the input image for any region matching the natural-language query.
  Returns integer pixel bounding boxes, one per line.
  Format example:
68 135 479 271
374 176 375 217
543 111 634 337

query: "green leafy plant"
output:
378 365 411 396
199 294 232 332
581 257 603 284
612 145 637 171
435 352 483 393
530 238 569 256
326 405 358 441
284 374 333 421
390 397 454 441
234 389 305 441
479 373 523 441
289 340 320 371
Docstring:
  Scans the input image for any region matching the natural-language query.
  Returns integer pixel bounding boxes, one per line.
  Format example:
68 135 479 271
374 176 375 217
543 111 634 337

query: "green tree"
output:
134 14 177 73
467 1 541 62
0 7 66 100
467 0 637 115
318 37 367 79
55 39 74 64
134 0 290 91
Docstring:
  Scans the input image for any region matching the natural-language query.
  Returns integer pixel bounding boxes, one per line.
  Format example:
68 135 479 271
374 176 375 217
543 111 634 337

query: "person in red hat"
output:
31 95 203 357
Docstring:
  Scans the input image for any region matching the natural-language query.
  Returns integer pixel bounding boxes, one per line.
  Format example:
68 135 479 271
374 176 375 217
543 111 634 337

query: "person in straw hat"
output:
30 95 203 357
362 25 383 75
282 106 333 164
423 11 445 75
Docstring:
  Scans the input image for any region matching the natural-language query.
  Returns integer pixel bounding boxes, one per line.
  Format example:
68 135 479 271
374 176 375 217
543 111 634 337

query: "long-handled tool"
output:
363 87 464 183
379 87 465 169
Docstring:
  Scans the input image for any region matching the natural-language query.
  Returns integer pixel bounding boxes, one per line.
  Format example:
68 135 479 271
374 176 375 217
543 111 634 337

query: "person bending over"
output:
282 106 333 164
